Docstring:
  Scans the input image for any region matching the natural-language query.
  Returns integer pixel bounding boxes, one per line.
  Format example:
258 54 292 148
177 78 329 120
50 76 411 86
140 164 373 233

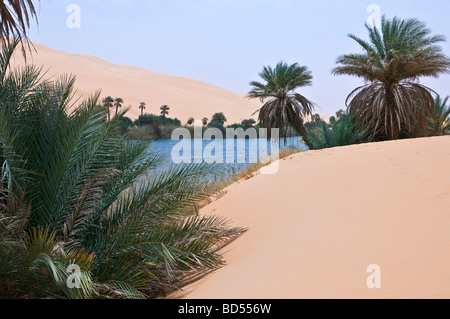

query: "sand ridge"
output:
171 136 450 299
10 42 262 124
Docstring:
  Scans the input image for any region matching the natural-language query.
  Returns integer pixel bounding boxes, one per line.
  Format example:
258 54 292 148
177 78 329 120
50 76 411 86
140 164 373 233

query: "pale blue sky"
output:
28 0 450 115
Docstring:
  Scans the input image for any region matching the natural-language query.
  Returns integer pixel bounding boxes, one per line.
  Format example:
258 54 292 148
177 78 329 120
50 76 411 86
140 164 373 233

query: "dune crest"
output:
10 42 262 124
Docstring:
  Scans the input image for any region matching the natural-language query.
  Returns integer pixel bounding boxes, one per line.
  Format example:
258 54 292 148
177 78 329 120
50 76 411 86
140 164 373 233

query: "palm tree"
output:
427 95 450 136
187 117 195 125
210 112 227 126
102 96 114 121
333 16 450 140
160 105 170 118
139 102 146 116
241 118 256 129
311 114 322 123
114 97 124 117
202 117 208 126
0 0 38 54
247 61 315 146
0 39 245 299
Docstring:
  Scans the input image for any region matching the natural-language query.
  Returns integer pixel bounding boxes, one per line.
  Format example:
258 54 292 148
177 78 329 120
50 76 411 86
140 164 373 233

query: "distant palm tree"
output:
241 119 256 129
336 109 345 119
210 113 227 126
202 117 208 126
114 97 124 117
333 16 450 140
102 96 114 121
311 114 322 123
139 102 146 116
427 96 450 136
0 0 38 54
187 117 195 125
160 105 170 118
247 61 315 146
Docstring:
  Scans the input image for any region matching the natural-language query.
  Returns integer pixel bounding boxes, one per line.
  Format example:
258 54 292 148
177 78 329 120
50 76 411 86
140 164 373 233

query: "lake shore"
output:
169 136 450 299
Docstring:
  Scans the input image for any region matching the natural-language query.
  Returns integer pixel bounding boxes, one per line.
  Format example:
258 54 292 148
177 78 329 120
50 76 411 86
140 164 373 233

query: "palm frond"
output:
333 16 450 140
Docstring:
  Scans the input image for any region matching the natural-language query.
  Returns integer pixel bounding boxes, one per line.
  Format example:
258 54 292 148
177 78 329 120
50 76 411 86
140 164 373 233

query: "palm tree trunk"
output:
295 124 314 149
302 136 314 149
386 87 400 140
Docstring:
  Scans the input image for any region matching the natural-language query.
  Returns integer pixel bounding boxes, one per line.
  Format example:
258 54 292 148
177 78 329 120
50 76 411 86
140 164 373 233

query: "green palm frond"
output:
427 95 450 136
0 1 38 56
304 114 370 150
248 61 315 145
333 16 450 140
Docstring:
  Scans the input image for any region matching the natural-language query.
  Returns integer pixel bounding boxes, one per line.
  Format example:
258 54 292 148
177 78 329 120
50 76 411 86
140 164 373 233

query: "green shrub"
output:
304 114 370 150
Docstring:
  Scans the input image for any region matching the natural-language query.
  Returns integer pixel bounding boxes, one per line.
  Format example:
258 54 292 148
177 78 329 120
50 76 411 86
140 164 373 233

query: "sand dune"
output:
171 136 450 299
10 42 262 124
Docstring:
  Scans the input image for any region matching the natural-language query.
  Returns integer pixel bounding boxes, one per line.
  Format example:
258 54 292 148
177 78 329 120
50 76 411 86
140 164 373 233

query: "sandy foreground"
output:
10 42 262 124
170 136 450 299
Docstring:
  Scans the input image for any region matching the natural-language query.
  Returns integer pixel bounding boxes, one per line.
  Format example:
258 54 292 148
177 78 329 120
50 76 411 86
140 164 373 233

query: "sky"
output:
27 0 450 116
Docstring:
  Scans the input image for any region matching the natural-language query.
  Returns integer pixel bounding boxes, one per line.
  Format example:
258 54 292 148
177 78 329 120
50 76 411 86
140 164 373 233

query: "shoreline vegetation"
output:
0 2 449 300
118 111 305 141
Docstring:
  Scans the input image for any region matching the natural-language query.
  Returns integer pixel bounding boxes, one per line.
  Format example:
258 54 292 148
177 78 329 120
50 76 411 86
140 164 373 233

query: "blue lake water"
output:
148 137 308 180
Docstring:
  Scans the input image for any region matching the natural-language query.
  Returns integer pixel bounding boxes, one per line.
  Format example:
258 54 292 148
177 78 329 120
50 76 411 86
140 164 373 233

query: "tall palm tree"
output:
333 16 450 140
102 96 114 121
427 95 450 136
114 97 124 117
247 61 315 146
160 105 170 118
202 117 208 126
0 0 38 55
139 102 146 116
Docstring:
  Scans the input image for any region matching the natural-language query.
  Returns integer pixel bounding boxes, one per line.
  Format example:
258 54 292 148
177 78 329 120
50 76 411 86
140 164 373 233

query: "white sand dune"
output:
10 42 262 124
170 136 450 299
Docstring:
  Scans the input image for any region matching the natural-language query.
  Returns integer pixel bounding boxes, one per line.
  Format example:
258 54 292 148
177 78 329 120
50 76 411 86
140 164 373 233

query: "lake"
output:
148 137 308 180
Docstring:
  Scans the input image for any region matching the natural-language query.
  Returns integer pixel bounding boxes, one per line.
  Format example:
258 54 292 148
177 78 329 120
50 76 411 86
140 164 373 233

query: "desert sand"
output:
10 42 262 124
171 136 450 299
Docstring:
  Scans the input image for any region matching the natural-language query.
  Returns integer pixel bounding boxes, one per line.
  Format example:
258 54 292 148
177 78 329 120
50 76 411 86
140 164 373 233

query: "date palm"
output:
187 117 195 125
427 96 450 136
211 112 227 126
248 61 315 147
102 96 114 121
333 16 450 140
114 97 123 117
0 39 245 299
139 102 146 116
160 105 170 118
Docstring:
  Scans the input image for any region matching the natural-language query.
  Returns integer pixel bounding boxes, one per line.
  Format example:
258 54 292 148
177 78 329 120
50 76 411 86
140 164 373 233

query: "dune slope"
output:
171 136 450 299
10 42 261 124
